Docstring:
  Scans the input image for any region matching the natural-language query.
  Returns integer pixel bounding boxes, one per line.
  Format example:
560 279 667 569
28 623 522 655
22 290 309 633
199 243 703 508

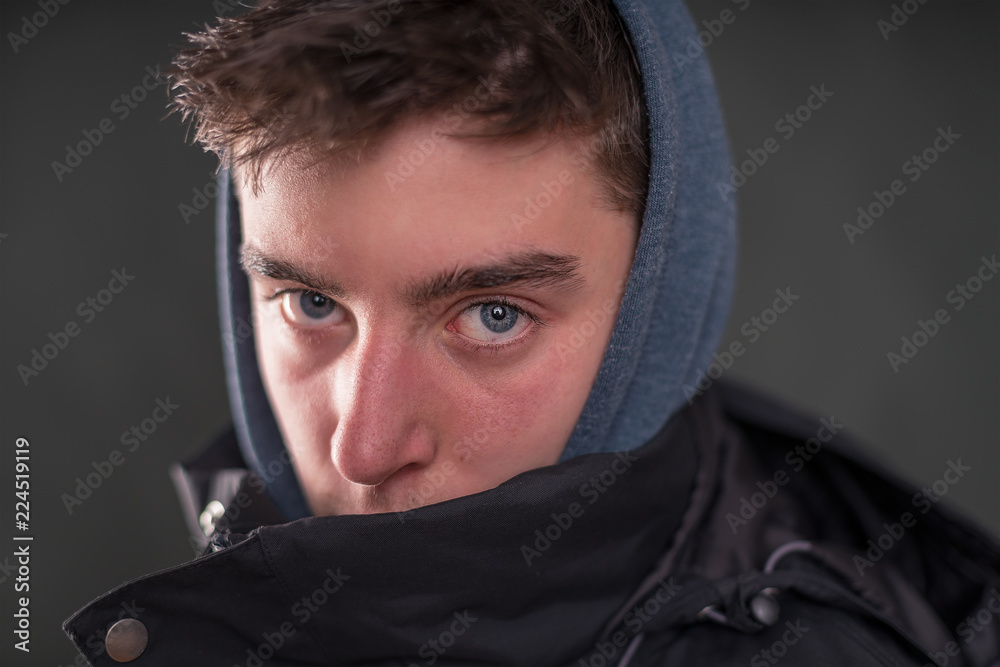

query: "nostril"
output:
331 428 432 487
332 446 399 486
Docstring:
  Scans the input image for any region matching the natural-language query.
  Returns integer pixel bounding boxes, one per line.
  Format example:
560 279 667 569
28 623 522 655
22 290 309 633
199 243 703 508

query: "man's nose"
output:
330 331 436 486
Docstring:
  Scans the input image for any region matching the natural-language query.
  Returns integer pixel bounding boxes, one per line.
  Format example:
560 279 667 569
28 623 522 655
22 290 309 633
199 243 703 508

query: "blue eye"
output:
450 299 533 346
280 290 345 328
480 304 518 333
300 292 336 320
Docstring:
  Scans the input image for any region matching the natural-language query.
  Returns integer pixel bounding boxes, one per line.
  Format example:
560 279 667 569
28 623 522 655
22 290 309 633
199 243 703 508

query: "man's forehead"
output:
234 119 595 201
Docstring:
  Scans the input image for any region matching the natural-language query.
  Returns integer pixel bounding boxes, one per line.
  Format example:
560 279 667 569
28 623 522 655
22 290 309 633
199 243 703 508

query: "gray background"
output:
1 1 997 665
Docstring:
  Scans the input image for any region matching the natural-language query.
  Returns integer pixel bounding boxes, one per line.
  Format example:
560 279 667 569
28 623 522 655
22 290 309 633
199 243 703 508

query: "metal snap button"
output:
200 499 226 536
749 591 780 627
105 618 148 662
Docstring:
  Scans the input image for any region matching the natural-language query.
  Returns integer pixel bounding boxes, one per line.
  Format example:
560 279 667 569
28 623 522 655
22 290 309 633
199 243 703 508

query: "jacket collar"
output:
65 391 713 666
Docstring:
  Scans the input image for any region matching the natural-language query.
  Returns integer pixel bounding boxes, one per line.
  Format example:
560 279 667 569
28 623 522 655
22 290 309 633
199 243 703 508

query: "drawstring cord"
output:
617 541 814 666
697 540 813 626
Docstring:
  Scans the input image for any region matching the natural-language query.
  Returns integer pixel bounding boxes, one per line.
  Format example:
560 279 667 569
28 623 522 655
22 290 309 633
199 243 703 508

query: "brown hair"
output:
169 0 649 214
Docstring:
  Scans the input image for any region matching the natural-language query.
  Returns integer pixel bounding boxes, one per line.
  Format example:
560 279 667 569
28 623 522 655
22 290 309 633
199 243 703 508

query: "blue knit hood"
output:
216 0 735 520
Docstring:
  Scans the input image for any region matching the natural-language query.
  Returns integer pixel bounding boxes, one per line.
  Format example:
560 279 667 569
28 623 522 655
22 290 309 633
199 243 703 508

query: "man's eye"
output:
451 301 532 344
280 290 345 328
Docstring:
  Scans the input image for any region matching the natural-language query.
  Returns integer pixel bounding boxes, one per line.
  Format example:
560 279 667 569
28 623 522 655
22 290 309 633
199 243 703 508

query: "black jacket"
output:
63 383 1000 666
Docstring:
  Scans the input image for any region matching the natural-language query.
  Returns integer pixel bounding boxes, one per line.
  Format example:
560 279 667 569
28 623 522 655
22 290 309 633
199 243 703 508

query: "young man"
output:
65 0 999 665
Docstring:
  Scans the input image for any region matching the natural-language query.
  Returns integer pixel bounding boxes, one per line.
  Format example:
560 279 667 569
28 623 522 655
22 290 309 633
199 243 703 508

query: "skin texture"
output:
239 119 638 516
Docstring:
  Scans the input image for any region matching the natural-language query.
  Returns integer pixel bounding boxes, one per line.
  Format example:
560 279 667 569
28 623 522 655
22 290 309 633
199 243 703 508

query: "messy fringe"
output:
169 0 648 213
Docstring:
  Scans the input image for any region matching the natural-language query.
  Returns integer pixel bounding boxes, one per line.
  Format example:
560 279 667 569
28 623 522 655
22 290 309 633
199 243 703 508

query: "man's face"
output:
239 119 638 516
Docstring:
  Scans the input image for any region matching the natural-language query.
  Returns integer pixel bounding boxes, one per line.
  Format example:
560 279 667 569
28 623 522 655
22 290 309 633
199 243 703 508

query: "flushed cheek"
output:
442 312 608 475
451 364 573 475
517 317 612 441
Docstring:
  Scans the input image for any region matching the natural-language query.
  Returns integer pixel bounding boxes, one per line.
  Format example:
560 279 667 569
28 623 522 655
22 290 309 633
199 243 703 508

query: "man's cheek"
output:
258 321 325 382
446 391 543 468
257 328 336 450
254 306 298 379
489 360 569 464
550 315 606 375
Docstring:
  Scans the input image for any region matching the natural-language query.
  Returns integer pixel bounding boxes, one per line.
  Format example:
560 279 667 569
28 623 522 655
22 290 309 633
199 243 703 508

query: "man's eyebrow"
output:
240 245 584 305
402 251 585 307
239 244 347 299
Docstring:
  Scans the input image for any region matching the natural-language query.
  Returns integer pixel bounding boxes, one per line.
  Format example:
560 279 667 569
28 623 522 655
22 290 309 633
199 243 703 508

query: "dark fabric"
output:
65 389 700 666
63 383 1000 666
